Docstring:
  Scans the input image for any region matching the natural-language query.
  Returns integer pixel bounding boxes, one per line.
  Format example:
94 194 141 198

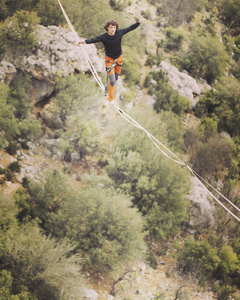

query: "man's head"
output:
104 20 119 36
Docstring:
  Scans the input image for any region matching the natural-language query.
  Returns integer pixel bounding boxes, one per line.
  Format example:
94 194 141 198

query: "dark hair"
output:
104 20 119 31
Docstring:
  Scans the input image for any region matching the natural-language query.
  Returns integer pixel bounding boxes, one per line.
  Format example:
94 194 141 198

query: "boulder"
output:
187 177 215 229
79 287 98 300
160 61 201 106
0 61 17 84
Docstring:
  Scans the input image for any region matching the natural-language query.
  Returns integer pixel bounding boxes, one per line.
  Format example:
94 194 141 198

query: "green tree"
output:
107 107 190 239
50 74 103 161
50 187 146 270
180 32 229 84
0 83 19 148
157 0 207 27
219 0 240 34
0 10 40 51
0 270 35 300
145 70 191 115
0 223 84 300
0 0 8 21
162 27 185 51
218 245 239 280
178 238 220 280
197 77 240 136
3 0 39 17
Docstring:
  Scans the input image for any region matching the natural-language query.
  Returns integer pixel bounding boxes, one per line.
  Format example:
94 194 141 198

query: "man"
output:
79 19 144 103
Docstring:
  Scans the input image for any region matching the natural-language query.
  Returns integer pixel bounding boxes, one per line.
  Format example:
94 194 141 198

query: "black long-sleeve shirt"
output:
85 22 140 59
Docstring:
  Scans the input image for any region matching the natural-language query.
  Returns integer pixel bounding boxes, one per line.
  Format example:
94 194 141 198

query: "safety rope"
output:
57 0 240 222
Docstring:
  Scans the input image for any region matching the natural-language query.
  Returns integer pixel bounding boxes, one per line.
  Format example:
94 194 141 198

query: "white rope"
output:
57 0 240 222
57 0 105 91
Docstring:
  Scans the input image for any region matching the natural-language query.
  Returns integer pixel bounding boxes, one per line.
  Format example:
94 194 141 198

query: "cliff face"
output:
0 25 104 103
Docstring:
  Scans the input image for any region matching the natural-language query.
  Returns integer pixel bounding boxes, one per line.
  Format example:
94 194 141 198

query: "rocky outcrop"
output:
187 177 215 230
0 61 17 85
1 25 104 103
160 61 202 106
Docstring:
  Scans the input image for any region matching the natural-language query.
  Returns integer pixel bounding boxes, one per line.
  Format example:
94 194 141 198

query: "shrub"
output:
7 161 21 173
147 250 158 269
145 70 191 115
163 27 185 51
0 223 85 300
178 32 229 84
107 107 190 239
177 238 220 280
157 0 206 27
196 77 240 136
110 0 129 11
219 0 240 34
49 187 146 270
0 10 40 51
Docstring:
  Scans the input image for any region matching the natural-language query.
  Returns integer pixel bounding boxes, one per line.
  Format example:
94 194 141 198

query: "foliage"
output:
0 0 8 21
0 83 19 149
50 187 146 270
1 0 39 19
218 245 239 279
219 0 240 34
121 45 142 86
0 223 84 300
157 0 207 27
0 79 41 154
16 170 68 228
178 238 220 280
162 27 186 52
107 107 190 239
145 70 191 115
77 0 116 38
16 171 145 270
9 72 32 120
110 0 130 11
196 77 240 136
0 10 40 51
146 250 158 269
0 270 35 300
7 161 21 173
185 123 234 177
175 32 229 84
50 74 103 160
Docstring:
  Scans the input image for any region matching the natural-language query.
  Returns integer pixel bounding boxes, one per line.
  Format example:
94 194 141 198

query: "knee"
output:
109 74 115 86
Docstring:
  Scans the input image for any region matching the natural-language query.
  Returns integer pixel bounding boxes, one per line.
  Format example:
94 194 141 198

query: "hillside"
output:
1 0 240 299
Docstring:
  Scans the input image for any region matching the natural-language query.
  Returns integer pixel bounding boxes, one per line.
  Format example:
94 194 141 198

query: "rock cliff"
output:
0 25 105 103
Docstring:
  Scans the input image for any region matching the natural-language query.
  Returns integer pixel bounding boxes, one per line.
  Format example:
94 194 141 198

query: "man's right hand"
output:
78 39 85 45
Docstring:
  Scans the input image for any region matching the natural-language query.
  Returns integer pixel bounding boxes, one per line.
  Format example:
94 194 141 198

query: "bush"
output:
147 250 158 269
177 32 229 84
49 187 146 270
178 238 220 281
196 77 240 136
0 223 85 300
7 161 21 173
110 0 129 11
163 27 185 51
0 10 40 51
0 270 35 300
107 107 190 239
157 0 207 27
145 70 191 115
219 0 240 34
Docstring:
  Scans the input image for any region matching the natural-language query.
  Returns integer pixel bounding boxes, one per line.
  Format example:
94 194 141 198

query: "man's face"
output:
107 24 117 36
